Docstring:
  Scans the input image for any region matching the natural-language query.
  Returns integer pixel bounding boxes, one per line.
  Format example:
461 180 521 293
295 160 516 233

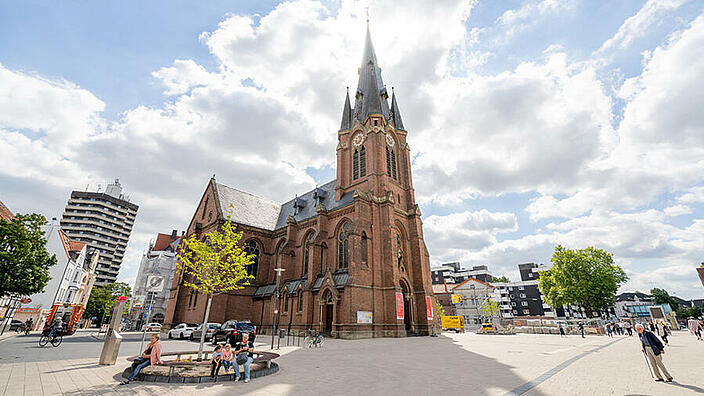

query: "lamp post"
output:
271 268 285 350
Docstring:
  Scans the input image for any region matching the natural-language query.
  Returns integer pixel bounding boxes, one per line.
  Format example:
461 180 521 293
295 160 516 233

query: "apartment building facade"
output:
59 179 138 285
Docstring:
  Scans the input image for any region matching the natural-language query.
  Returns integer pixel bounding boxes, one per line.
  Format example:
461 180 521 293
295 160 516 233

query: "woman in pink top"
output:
122 334 162 384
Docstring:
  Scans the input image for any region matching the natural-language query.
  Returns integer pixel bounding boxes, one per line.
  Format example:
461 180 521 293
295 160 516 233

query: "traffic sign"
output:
116 296 128 302
20 298 32 304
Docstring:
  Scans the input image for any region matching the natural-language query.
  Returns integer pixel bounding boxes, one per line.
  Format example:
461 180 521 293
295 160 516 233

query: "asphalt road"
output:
0 330 199 364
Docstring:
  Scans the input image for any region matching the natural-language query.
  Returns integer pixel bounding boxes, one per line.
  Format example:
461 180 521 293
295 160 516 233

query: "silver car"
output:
190 323 221 341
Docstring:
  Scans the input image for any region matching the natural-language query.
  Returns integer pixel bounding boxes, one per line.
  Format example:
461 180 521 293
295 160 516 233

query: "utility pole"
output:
270 268 285 350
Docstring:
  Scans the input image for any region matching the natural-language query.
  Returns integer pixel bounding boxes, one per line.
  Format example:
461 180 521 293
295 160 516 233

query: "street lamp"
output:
271 267 285 349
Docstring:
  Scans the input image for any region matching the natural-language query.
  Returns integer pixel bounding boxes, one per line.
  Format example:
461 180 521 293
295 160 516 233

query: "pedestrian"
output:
222 344 234 373
121 333 162 384
233 332 255 383
579 322 585 338
649 321 656 332
559 324 566 338
210 344 224 378
696 319 704 341
661 325 669 346
635 323 673 382
625 321 633 336
606 323 613 338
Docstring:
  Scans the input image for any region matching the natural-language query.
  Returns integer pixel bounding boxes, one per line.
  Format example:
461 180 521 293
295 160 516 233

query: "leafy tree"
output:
177 210 254 359
482 299 500 322
0 214 57 297
649 288 679 312
676 306 702 319
85 282 131 321
539 245 627 317
492 275 510 283
435 301 446 318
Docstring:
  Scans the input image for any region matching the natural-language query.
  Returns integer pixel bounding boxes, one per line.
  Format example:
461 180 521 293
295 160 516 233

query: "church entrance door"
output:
401 280 413 333
322 291 333 335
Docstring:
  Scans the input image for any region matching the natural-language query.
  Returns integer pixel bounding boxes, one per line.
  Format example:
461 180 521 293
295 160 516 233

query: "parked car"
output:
211 320 256 344
9 320 23 331
142 322 162 332
190 322 221 341
168 323 198 339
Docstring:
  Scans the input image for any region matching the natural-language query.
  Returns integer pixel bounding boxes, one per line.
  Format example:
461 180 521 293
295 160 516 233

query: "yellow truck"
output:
441 316 465 333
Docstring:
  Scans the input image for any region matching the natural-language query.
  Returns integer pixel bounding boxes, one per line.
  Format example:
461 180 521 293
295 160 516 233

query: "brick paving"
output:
1 330 703 395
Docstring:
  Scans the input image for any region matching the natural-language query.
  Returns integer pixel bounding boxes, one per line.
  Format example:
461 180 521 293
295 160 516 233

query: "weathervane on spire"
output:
366 6 369 25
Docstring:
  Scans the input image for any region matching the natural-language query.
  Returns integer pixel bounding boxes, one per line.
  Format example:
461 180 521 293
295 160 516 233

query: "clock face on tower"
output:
352 132 364 147
385 133 395 147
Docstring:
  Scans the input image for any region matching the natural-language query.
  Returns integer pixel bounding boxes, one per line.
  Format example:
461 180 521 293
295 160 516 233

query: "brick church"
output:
164 25 436 338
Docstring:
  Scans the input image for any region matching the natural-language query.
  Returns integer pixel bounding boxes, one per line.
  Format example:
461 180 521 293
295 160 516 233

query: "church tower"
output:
336 23 416 216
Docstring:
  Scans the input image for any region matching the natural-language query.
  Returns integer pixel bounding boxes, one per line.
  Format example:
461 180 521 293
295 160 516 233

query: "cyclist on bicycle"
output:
48 318 63 338
23 318 33 334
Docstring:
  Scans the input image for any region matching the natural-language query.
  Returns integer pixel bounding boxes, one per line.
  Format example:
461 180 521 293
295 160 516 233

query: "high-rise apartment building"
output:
60 179 138 286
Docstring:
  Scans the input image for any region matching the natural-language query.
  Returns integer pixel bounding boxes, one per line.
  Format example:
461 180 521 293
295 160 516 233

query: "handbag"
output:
236 351 249 365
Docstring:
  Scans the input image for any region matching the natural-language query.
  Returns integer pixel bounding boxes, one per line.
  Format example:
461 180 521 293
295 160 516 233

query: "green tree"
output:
0 213 57 297
177 210 254 359
649 288 679 312
85 282 131 321
482 299 500 325
492 275 510 283
538 245 628 317
435 301 446 318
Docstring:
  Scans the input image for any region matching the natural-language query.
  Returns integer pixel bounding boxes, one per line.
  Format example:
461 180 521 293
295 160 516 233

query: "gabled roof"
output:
68 240 86 252
0 199 14 220
215 182 281 231
274 180 354 229
452 277 494 290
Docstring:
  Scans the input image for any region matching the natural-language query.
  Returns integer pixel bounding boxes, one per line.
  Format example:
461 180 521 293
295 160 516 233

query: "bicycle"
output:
39 330 63 347
16 323 31 336
304 330 324 348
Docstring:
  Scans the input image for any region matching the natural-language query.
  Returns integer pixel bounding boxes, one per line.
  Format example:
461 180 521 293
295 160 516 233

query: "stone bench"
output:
125 350 280 382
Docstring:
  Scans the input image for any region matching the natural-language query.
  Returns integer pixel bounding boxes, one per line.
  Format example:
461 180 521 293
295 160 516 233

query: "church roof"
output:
339 88 353 130
0 199 14 220
274 180 354 229
212 179 354 232
353 24 391 124
390 90 405 131
215 182 282 231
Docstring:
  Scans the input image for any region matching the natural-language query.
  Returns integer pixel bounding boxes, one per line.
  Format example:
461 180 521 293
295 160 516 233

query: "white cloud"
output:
595 0 688 56
678 186 704 204
663 204 692 217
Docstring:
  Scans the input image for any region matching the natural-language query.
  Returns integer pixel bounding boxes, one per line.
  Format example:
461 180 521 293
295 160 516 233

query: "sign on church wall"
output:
396 292 404 320
357 311 372 324
426 296 433 320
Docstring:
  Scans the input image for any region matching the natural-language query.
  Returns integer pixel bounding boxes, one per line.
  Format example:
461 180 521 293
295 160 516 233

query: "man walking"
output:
636 323 672 382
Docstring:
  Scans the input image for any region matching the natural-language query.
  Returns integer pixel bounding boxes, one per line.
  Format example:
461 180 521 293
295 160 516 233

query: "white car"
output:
142 322 162 331
168 323 198 339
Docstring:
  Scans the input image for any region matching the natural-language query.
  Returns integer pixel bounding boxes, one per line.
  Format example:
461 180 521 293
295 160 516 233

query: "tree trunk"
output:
197 295 213 361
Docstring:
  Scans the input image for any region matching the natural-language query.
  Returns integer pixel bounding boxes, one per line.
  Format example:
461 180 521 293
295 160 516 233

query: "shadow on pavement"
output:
668 381 704 393
99 335 547 396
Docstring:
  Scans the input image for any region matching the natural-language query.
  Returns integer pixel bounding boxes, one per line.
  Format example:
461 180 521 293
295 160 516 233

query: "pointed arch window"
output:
338 222 350 269
320 243 327 274
303 233 314 276
353 146 366 180
361 232 368 264
244 240 260 279
297 291 304 313
386 146 397 180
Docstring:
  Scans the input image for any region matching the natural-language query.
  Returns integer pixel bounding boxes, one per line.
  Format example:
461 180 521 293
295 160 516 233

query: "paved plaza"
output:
1 330 703 395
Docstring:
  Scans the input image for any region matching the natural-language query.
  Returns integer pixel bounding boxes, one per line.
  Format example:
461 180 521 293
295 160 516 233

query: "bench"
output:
126 350 280 379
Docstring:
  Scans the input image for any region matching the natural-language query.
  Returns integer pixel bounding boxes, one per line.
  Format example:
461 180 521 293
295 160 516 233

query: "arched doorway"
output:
400 280 413 333
321 291 334 334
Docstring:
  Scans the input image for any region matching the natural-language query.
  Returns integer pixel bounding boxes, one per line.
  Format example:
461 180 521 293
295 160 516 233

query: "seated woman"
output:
121 334 162 384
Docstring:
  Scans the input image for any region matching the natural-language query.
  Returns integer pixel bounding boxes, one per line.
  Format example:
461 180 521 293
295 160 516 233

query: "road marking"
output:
504 337 626 396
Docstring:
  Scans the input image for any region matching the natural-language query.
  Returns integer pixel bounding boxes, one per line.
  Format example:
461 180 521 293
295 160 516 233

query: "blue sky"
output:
1 0 703 298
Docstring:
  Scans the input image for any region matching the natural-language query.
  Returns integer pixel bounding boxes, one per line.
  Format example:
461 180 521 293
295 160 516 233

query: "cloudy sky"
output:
1 0 703 298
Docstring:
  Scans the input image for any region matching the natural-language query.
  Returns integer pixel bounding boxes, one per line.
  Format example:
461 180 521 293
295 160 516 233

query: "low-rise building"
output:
452 277 495 328
14 224 99 329
130 231 182 330
431 262 493 285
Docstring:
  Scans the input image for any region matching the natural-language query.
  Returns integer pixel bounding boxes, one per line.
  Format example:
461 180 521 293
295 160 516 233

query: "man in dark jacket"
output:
636 323 672 382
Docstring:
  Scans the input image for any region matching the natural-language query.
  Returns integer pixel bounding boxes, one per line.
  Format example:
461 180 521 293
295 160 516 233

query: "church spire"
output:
390 88 405 131
339 87 352 130
353 23 390 124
